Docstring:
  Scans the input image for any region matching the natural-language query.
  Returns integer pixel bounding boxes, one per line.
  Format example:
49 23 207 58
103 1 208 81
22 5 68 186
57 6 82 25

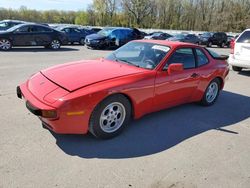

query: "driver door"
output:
153 48 200 111
12 25 33 46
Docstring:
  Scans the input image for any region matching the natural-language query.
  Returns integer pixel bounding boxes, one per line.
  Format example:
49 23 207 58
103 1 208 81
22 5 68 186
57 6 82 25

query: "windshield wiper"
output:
112 53 140 67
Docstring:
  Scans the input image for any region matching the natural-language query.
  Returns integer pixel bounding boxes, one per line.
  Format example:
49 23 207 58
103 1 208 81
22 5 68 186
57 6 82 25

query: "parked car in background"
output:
58 26 93 45
132 28 145 39
0 23 68 51
85 27 141 49
228 29 250 71
0 20 27 31
167 34 200 44
200 32 227 47
144 32 172 40
17 40 229 138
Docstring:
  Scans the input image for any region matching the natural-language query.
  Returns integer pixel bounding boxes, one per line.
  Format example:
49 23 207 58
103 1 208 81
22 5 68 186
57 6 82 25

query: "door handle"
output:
191 73 199 78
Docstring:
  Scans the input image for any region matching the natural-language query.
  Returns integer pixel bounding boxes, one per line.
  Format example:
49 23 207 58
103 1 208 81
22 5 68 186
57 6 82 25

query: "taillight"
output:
230 39 235 54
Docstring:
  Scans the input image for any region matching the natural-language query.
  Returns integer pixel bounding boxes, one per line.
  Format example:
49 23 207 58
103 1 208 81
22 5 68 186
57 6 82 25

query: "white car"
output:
228 29 250 71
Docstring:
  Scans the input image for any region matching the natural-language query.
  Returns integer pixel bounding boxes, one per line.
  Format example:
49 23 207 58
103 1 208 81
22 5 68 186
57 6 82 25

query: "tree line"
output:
0 0 249 32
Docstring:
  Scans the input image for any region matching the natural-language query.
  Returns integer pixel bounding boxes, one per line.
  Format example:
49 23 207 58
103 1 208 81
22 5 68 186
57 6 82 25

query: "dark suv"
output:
200 32 227 47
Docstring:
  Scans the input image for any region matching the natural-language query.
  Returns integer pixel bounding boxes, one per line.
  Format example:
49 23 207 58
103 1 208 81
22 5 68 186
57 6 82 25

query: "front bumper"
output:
228 55 250 69
17 84 89 134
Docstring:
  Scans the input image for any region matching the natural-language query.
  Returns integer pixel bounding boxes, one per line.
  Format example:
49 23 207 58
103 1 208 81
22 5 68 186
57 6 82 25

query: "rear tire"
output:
200 78 220 106
89 94 131 139
50 39 61 50
232 66 242 72
0 38 12 51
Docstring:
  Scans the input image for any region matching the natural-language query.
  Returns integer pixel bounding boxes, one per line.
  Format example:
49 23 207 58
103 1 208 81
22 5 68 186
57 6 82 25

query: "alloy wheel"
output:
206 82 219 103
50 40 60 49
99 102 126 133
0 39 11 50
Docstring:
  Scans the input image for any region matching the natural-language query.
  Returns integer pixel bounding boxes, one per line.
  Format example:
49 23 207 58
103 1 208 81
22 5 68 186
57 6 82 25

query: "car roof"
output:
0 19 26 23
14 23 52 28
133 39 199 48
103 27 132 31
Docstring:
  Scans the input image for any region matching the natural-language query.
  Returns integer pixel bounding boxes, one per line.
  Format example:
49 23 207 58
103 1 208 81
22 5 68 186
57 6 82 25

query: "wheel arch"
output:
97 92 135 119
213 76 224 90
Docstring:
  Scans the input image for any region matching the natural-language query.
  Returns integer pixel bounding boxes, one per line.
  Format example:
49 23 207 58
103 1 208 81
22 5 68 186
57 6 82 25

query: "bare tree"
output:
122 0 155 27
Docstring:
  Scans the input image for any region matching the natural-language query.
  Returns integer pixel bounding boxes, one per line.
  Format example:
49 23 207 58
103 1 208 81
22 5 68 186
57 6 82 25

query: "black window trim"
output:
193 47 210 68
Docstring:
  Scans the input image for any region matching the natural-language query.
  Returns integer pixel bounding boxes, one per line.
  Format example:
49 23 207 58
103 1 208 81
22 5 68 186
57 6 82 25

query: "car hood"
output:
41 59 146 92
86 33 106 40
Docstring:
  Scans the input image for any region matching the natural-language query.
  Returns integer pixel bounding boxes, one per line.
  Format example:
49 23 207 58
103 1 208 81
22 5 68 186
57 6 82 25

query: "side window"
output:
64 28 71 33
167 48 195 69
237 31 250 43
72 28 81 33
195 49 209 67
35 26 51 32
16 26 30 33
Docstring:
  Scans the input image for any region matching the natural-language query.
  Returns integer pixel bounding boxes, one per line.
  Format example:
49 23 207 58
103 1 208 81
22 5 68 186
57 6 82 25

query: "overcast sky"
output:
0 0 93 11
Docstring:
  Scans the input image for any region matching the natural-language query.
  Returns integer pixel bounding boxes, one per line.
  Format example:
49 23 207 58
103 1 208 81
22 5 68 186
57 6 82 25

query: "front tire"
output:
0 38 12 51
50 39 61 50
200 79 220 106
89 94 131 139
232 66 242 72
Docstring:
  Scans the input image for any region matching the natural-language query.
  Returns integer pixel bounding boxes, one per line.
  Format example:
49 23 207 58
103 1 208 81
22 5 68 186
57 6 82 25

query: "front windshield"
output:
174 34 185 39
98 28 113 36
152 32 162 37
106 41 170 70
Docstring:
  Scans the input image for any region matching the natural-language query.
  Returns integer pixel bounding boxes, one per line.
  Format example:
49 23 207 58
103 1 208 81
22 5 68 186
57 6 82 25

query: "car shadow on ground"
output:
2 47 79 52
51 91 250 159
238 70 250 76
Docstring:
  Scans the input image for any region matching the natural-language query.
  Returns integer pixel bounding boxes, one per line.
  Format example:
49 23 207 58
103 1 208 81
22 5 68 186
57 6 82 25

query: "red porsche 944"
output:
17 40 229 139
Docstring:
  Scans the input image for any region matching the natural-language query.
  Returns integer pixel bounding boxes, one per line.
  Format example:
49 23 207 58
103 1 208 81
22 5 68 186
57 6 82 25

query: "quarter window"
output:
195 49 209 66
167 48 195 69
237 31 250 43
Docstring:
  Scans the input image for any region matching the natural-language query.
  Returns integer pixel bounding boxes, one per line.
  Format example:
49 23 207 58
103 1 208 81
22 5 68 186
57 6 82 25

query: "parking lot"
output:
0 46 250 188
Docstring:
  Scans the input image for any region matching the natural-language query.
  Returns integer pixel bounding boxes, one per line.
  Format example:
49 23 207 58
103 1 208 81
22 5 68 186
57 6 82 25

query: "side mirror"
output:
168 63 183 75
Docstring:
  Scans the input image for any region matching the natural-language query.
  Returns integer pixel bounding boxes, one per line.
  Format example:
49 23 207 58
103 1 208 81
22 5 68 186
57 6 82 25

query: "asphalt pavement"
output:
0 45 249 188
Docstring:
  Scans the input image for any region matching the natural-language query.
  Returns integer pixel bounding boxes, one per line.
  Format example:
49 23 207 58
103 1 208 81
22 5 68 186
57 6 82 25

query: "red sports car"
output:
17 40 229 139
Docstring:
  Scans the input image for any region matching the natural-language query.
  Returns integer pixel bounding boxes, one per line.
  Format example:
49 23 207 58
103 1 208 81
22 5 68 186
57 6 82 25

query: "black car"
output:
0 20 28 31
167 34 200 44
144 32 172 40
85 27 141 49
200 32 228 47
0 23 68 51
58 26 94 45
